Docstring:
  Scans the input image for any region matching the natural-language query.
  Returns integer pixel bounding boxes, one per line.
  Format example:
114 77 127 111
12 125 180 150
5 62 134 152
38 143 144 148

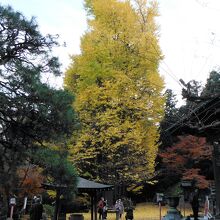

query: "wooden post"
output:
54 188 60 220
10 205 14 219
159 202 162 220
212 141 220 219
94 192 97 220
183 199 185 217
91 194 94 220
9 197 16 219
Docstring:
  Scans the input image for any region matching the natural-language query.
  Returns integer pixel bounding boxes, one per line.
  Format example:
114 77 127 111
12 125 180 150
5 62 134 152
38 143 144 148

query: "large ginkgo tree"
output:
65 0 165 191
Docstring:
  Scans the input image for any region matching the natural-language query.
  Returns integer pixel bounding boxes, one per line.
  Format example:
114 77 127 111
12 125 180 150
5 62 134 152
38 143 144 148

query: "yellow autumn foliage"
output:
65 0 165 190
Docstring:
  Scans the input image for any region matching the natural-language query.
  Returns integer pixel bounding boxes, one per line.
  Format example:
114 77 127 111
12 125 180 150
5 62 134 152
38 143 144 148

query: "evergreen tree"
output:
33 147 78 198
65 0 164 191
159 89 179 147
0 5 76 216
202 70 220 96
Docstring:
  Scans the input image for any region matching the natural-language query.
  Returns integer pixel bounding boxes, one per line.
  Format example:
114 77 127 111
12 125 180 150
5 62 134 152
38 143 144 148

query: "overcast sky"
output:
1 0 220 103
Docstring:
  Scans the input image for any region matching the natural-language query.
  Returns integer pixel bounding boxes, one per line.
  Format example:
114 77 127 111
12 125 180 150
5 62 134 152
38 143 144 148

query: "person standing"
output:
30 197 43 220
115 200 120 220
118 199 124 219
97 197 104 220
190 189 199 220
125 199 134 220
102 200 108 220
115 199 124 220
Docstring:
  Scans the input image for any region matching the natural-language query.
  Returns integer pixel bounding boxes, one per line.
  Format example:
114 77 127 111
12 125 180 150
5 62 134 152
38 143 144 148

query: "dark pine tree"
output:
0 5 76 217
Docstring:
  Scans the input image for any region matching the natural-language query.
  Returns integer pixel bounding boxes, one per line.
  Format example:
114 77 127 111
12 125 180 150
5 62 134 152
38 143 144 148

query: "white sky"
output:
1 0 220 103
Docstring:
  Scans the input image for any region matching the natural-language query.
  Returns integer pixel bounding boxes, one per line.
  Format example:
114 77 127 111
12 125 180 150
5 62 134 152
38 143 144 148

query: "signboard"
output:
156 193 164 203
10 198 16 206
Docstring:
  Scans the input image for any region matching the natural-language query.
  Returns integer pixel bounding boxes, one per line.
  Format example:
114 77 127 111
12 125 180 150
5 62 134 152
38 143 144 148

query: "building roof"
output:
77 177 113 192
166 96 220 138
42 177 114 192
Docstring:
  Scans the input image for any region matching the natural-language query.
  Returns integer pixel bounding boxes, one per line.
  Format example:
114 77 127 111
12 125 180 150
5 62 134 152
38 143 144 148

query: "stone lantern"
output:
163 196 182 220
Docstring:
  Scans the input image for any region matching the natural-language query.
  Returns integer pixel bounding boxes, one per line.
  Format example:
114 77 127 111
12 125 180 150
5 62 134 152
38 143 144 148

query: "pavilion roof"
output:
77 177 114 192
42 177 114 192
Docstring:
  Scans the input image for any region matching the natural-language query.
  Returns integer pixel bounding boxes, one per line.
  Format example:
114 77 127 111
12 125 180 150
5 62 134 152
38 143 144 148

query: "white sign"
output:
156 193 164 203
10 198 16 205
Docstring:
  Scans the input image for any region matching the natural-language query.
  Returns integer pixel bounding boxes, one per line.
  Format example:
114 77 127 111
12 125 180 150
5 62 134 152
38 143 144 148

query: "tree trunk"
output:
0 187 10 219
54 189 60 220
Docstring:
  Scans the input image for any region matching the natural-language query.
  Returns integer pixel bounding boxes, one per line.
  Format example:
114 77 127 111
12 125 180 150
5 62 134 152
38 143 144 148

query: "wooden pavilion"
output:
77 177 114 220
42 177 114 220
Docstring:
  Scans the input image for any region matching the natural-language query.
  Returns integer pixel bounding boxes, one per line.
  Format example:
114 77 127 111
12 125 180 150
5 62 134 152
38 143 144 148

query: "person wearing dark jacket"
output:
30 197 43 220
190 189 199 220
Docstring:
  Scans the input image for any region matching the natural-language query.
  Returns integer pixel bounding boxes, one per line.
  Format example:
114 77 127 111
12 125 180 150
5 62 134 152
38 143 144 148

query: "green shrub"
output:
43 204 54 218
